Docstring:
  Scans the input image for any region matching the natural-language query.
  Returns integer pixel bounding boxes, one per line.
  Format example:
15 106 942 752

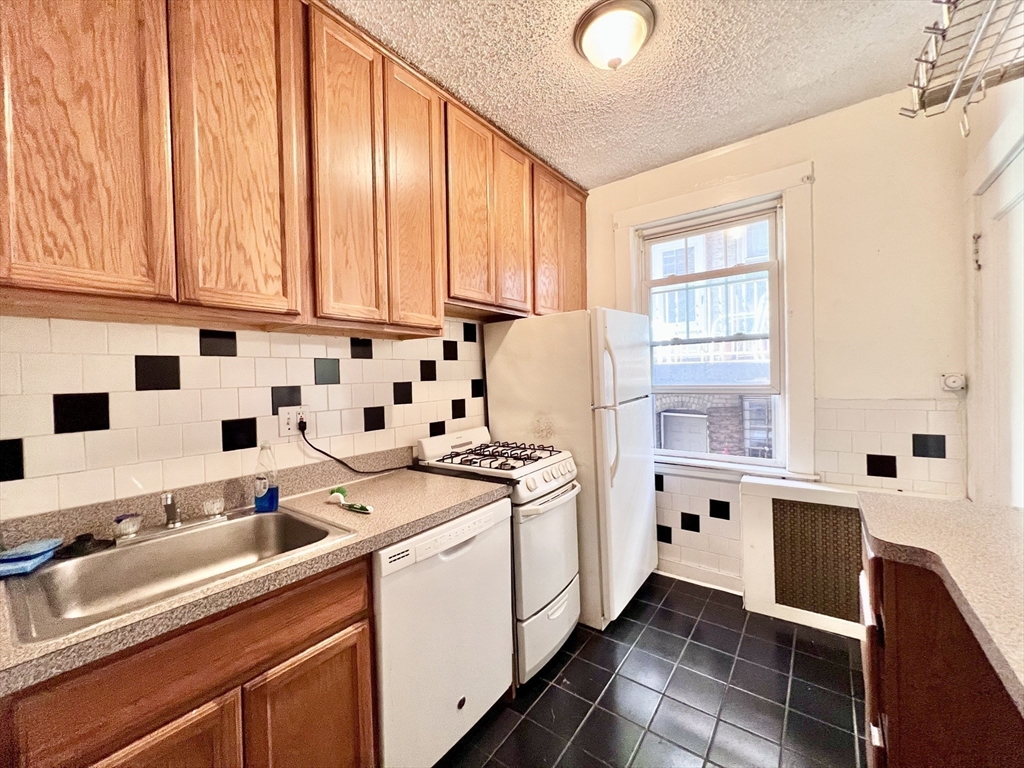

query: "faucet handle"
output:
161 491 174 505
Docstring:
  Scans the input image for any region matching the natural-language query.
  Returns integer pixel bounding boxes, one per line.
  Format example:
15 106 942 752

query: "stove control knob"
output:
542 470 552 482
553 465 562 477
561 461 571 474
526 477 538 491
568 459 576 472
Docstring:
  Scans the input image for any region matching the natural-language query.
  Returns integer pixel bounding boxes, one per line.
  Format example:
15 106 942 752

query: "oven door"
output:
513 480 581 620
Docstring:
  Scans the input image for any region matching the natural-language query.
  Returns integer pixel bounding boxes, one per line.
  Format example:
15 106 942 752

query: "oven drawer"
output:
513 481 581 619
516 574 580 683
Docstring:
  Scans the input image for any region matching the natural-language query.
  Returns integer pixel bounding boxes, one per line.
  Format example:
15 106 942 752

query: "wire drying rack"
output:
901 0 1024 135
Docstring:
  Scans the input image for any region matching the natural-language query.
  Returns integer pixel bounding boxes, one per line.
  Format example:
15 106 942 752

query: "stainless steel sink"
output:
6 510 355 643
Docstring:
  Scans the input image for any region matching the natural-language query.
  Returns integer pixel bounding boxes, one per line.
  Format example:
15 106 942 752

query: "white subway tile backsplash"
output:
108 391 160 429
286 358 314 386
85 428 138 469
179 356 220 389
0 394 54 439
0 476 60 519
301 385 330 412
814 450 838 473
815 429 852 453
200 388 238 422
204 451 241 482
219 357 255 389
238 387 272 419
58 468 115 508
21 354 83 394
115 461 163 498
315 410 342 437
927 410 960 434
929 457 964 484
327 384 352 411
162 455 206 489
0 353 21 395
863 409 896 432
181 421 222 456
82 354 135 392
835 409 865 431
138 424 183 462
892 409 928 433
159 390 202 425
299 335 327 359
235 330 271 358
850 431 881 455
0 316 50 353
107 323 158 355
269 333 300 358
50 319 106 354
23 433 86 477
837 452 863 475
899 456 930 481
880 431 912 457
156 325 199 356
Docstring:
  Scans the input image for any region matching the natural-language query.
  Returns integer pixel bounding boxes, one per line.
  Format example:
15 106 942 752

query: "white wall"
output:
586 91 969 401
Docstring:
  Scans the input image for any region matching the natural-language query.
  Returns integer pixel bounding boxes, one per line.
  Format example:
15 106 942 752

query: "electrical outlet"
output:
278 406 308 436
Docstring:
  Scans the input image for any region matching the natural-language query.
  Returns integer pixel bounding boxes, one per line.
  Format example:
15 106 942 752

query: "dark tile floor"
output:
436 573 866 768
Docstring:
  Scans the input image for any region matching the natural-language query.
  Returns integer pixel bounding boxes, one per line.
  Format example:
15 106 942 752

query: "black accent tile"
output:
738 635 793 674
574 707 644 768
662 590 707 618
134 355 180 391
429 420 446 437
420 360 437 381
636 580 668 606
719 686 785 742
709 499 730 520
538 651 574 683
631 732 704 768
708 590 744 610
792 652 850 695
527 684 590 738
795 625 851 667
671 580 713 600
463 323 478 343
635 626 686 662
790 679 854 732
648 696 716 757
602 617 644 646
621 598 658 625
556 657 613 702
618 649 674 693
53 393 109 434
744 613 797 648
563 625 595 654
679 643 734 683
865 453 897 478
452 398 466 419
271 386 301 416
494 717 566 768
577 635 630 671
393 381 413 405
221 417 257 452
679 512 700 532
699 602 747 633
509 672 549 714
444 339 459 360
784 710 858 768
649 608 696 639
664 666 726 716
0 439 24 482
350 338 373 359
313 358 340 385
655 473 664 492
656 524 673 544
363 406 385 432
690 621 741 656
708 721 781 768
198 329 236 357
471 378 485 398
598 675 661 728
912 433 946 458
729 660 789 705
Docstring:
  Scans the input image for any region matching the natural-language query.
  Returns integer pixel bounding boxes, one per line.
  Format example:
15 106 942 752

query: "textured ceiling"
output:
327 0 935 189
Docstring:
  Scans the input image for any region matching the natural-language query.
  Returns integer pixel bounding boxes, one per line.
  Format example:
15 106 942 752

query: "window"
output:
641 201 784 466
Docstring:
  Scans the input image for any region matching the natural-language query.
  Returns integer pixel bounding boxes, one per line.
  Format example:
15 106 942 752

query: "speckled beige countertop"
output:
0 469 510 697
858 492 1024 715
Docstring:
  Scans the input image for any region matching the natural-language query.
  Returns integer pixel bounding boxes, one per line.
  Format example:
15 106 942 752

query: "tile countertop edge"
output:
0 473 512 698
857 491 1024 717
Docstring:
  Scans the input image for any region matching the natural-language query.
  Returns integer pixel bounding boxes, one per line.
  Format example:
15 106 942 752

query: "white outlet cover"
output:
278 406 308 436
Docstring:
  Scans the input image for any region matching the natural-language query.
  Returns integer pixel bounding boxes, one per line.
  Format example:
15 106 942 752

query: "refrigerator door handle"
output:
609 406 621 486
603 331 619 407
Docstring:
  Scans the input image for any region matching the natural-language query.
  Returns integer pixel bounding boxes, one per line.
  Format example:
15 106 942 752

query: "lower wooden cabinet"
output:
93 690 243 768
244 621 376 767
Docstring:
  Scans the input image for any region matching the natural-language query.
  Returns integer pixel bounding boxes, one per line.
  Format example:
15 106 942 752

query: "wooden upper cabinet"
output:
446 105 494 305
168 0 304 314
243 621 375 768
532 168 562 316
309 8 387 323
492 140 532 312
93 690 243 768
0 0 175 299
561 186 587 312
384 61 445 329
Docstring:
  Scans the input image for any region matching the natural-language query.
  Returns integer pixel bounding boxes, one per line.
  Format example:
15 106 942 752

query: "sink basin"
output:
6 510 355 643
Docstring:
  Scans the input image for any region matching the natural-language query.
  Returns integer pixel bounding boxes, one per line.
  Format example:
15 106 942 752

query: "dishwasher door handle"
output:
437 534 478 561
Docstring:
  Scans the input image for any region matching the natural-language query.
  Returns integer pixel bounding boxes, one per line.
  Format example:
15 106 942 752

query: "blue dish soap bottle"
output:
254 441 279 513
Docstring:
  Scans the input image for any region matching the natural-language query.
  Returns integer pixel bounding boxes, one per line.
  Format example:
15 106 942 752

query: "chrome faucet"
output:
161 492 181 529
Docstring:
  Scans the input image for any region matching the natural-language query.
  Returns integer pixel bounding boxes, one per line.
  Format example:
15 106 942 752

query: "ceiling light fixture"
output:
574 0 656 71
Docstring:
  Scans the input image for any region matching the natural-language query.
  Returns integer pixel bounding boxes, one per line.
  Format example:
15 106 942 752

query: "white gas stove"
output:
417 427 577 504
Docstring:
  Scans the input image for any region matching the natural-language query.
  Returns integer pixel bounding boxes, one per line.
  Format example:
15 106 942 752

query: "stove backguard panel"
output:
771 498 862 623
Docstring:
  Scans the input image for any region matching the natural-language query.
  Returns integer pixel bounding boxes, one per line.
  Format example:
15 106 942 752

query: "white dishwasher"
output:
374 499 513 768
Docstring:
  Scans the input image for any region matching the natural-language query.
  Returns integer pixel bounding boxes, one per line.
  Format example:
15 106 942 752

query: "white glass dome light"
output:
574 0 656 71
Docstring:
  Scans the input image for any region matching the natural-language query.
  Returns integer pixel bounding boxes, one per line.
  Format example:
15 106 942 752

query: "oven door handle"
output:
518 481 581 518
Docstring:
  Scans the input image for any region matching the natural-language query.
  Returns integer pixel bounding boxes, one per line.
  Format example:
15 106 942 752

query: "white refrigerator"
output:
484 308 657 630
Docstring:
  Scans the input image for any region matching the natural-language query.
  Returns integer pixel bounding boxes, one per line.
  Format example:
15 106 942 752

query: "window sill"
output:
654 455 818 481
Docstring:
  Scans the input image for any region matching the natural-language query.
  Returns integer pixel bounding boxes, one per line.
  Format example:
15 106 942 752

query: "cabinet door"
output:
561 185 587 312
310 9 387 322
493 139 532 312
0 0 175 299
93 690 242 768
243 620 375 768
169 0 303 313
446 105 494 304
385 61 444 328
532 168 562 315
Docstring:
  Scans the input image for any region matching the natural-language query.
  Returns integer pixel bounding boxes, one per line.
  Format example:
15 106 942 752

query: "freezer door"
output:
593 396 657 622
592 308 653 407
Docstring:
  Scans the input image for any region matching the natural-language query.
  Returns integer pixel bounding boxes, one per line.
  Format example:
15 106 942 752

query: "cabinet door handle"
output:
869 722 885 749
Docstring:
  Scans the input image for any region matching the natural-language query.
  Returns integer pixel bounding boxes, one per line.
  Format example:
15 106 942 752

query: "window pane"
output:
649 217 771 279
650 271 770 343
654 393 778 460
652 338 770 387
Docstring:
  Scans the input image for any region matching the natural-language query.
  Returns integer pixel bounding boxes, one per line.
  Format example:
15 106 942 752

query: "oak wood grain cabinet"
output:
168 0 305 314
92 690 244 768
244 621 376 768
533 168 587 315
0 0 176 300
